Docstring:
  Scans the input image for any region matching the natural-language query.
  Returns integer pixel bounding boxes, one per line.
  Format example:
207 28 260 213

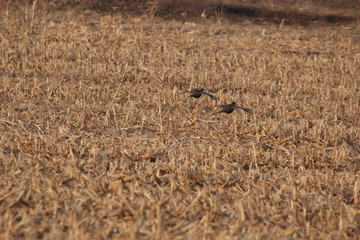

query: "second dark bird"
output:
215 102 252 114
183 88 217 100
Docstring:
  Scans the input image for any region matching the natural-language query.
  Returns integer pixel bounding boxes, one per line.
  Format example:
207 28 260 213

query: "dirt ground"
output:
0 0 359 239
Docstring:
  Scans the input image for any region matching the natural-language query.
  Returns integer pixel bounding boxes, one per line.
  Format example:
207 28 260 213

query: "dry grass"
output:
0 0 360 239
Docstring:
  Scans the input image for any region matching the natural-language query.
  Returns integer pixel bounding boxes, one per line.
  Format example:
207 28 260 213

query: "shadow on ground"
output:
44 0 359 25
212 4 357 25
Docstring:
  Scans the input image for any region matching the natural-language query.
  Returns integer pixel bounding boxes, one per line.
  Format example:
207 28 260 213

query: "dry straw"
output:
0 0 359 239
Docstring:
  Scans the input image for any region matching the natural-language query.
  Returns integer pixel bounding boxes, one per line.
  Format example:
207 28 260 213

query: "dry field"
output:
1 0 360 239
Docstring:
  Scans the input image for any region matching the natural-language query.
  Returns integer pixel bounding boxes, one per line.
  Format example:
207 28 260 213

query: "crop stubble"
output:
0 1 359 239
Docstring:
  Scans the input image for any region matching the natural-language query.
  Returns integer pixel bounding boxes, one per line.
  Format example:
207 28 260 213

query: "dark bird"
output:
182 88 217 100
215 102 252 114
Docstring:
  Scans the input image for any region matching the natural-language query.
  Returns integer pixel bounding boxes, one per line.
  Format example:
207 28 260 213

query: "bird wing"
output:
181 90 196 94
201 91 217 99
182 88 204 94
234 106 252 112
215 104 229 108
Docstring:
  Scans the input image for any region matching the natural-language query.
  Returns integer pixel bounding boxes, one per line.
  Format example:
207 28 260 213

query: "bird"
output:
182 88 217 100
215 102 252 114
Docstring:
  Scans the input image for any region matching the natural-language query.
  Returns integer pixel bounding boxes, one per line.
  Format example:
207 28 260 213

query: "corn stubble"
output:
0 1 359 239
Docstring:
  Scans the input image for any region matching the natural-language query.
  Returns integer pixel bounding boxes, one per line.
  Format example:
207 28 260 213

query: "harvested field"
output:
0 0 359 239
